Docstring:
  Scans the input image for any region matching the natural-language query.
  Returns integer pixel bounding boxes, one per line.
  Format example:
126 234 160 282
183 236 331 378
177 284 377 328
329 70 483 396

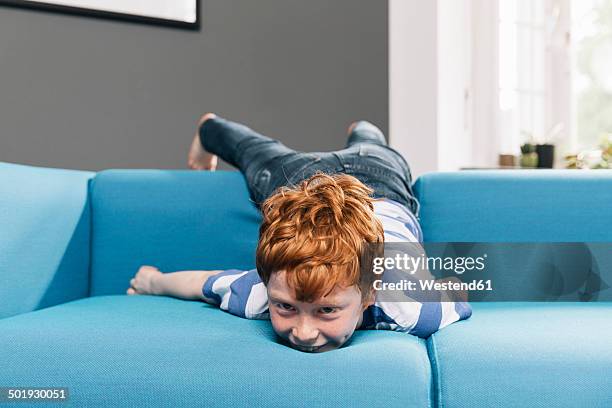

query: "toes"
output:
198 112 217 127
127 288 136 295
188 159 200 170
202 112 216 123
347 121 358 135
188 155 218 171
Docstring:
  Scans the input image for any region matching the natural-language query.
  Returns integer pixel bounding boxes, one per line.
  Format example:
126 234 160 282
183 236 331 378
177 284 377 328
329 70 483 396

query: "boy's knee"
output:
347 121 387 147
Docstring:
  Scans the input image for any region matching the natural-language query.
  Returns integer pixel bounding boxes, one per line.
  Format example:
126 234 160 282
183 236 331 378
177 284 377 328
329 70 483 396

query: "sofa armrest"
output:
0 162 93 319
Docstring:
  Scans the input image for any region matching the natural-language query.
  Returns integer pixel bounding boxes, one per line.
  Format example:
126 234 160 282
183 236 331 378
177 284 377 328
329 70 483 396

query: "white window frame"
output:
472 0 572 166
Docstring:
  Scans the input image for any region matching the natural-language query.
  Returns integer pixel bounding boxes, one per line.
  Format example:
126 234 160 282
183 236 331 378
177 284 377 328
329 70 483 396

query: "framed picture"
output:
0 0 199 30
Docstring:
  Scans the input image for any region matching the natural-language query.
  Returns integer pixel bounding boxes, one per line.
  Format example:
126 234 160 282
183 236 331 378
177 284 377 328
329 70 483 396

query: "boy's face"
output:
267 270 370 353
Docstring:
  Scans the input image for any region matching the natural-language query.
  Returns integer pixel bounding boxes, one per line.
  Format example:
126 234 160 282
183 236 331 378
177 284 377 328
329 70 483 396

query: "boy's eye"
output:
319 307 337 314
277 303 295 311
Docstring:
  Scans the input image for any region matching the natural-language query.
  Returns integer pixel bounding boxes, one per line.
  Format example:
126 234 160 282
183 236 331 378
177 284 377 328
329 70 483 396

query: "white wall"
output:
470 0 499 167
390 0 482 177
389 0 438 178
437 0 473 171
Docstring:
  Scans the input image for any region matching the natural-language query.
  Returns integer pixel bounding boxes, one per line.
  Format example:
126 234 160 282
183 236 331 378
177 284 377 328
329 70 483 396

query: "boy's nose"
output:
292 323 319 345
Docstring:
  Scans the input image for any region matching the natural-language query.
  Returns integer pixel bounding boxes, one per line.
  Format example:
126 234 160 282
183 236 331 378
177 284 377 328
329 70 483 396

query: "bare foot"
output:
188 113 218 170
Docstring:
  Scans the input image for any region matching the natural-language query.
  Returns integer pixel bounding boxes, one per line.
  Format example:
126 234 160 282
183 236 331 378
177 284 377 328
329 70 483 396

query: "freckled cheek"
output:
319 318 357 342
269 310 293 337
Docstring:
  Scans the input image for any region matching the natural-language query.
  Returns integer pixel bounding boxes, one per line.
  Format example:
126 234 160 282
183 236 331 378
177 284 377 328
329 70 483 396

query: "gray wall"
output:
0 0 388 171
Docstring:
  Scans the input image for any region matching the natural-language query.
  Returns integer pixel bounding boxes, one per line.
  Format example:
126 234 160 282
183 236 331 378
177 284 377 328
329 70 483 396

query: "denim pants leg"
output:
199 117 297 204
336 121 420 216
199 117 420 217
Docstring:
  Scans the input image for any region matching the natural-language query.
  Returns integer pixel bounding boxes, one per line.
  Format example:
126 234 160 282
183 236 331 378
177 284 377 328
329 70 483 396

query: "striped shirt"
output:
202 198 472 338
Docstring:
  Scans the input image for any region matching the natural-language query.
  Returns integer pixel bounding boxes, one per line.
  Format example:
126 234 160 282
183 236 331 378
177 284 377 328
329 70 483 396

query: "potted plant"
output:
521 123 564 169
520 143 538 168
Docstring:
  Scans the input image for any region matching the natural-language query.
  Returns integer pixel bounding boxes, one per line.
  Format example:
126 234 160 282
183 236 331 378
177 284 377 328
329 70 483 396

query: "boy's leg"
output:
339 121 420 216
345 121 387 147
198 116 301 204
198 116 419 215
199 116 294 172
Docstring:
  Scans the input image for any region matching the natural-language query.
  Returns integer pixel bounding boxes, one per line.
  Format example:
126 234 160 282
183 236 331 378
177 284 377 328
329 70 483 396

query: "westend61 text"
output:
373 279 493 292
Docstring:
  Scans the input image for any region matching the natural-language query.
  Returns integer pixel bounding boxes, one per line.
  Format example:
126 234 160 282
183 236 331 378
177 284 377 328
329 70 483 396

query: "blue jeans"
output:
200 117 420 217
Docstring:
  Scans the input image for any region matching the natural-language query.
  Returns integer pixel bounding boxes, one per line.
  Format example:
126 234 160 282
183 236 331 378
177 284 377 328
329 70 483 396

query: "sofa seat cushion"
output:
0 295 433 408
428 302 612 408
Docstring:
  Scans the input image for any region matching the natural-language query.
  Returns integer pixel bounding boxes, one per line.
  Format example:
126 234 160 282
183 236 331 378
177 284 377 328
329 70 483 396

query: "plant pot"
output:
520 152 538 168
536 144 555 168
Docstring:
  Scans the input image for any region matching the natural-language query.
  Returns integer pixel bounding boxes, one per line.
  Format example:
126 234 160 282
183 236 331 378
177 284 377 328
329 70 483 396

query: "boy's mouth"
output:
291 343 326 353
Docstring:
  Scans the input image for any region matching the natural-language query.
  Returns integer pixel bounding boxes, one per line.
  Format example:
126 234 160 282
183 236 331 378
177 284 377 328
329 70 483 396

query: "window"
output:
498 0 549 153
571 0 612 151
496 0 570 161
488 0 612 166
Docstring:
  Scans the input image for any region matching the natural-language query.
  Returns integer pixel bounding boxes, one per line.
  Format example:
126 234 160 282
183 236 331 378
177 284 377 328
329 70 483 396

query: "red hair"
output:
256 172 384 303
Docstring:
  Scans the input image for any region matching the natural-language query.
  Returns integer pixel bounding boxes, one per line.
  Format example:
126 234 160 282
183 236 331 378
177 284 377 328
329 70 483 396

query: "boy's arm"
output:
127 266 270 319
201 268 269 319
365 245 472 337
127 265 221 302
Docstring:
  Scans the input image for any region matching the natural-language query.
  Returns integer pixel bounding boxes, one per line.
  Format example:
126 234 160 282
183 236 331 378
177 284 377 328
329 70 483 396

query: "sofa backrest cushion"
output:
414 170 612 242
0 162 92 319
414 170 612 301
89 170 261 296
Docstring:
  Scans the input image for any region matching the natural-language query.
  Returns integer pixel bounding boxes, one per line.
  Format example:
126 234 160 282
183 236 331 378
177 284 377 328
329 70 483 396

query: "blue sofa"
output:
1 161 611 407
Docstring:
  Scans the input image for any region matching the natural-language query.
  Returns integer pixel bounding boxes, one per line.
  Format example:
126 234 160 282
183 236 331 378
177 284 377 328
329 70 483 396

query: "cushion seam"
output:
87 174 98 297
426 334 442 408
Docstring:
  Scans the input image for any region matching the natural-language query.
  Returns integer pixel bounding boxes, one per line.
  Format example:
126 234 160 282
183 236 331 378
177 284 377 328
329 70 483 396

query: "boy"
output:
127 114 471 353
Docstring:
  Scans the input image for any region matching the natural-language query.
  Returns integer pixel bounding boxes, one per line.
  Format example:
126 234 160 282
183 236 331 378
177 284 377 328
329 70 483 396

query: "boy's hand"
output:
127 265 162 296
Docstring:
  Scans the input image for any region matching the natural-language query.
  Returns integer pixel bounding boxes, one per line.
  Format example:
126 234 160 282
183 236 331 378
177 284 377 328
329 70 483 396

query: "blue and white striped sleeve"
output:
366 261 472 338
365 297 472 338
367 200 472 337
202 269 270 319
408 299 472 337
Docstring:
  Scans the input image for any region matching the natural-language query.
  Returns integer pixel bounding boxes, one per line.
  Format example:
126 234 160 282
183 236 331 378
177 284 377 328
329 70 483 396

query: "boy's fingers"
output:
127 288 136 295
130 278 136 286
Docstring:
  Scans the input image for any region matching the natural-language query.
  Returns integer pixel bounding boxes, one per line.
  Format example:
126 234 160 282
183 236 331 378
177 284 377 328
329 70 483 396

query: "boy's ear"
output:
362 288 376 309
